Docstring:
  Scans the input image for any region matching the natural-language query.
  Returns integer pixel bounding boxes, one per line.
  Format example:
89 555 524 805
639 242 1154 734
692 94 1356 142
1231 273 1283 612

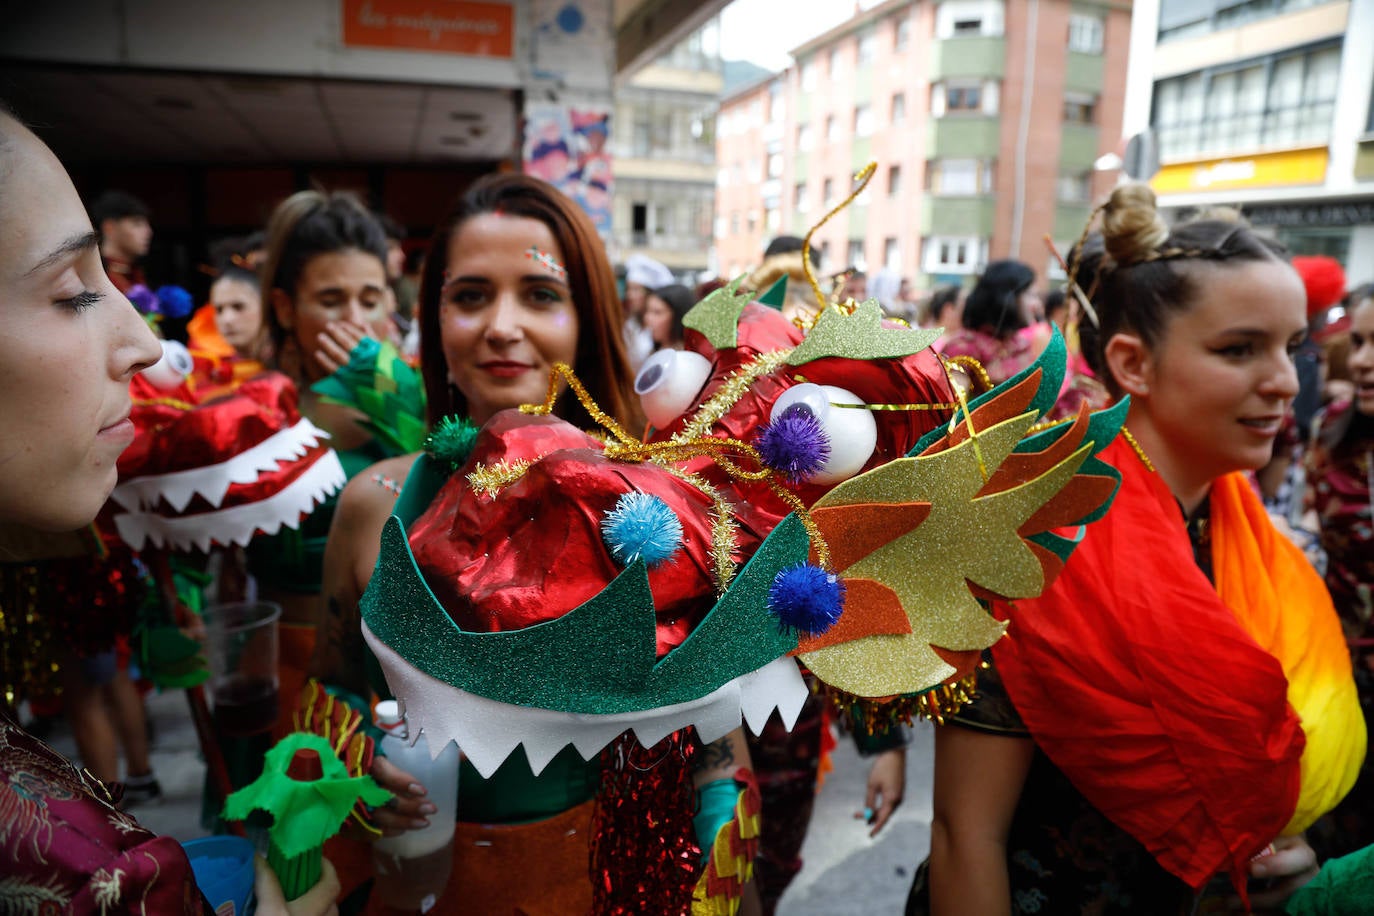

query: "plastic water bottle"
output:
370 700 460 913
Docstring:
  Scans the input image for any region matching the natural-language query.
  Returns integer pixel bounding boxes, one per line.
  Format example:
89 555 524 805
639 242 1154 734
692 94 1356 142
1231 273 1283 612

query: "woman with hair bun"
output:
910 184 1364 915
247 190 397 734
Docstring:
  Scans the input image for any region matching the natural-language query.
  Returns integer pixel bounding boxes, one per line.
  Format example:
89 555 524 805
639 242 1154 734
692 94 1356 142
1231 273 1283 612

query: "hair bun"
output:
1101 183 1169 266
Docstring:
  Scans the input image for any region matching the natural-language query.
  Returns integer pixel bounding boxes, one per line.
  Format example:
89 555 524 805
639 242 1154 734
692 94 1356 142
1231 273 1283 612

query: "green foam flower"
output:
223 733 392 858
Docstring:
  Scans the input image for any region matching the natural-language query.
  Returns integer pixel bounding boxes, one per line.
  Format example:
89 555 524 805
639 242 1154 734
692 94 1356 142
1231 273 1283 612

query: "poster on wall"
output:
531 0 613 89
524 103 613 234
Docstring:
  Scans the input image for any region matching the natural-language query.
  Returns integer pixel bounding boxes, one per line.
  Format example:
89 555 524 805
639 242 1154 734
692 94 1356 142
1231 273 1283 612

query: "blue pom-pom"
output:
155 285 195 319
768 564 845 635
756 406 831 482
601 492 683 567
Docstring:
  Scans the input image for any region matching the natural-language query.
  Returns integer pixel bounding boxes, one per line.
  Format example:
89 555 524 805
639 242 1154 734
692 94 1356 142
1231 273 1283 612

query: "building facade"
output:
715 0 1133 291
1130 0 1374 277
610 25 723 277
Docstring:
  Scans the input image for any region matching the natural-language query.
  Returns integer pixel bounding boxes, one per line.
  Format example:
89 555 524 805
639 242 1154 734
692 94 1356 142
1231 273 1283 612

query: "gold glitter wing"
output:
786 298 940 367
682 276 753 351
798 408 1094 697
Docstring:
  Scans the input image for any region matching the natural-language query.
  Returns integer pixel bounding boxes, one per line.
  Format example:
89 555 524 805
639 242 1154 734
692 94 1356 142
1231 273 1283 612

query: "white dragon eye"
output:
139 340 194 391
635 348 712 430
769 383 877 484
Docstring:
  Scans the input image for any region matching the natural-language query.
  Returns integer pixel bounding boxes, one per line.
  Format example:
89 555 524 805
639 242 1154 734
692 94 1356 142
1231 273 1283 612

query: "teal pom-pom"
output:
768 564 845 635
424 415 481 469
601 492 683 567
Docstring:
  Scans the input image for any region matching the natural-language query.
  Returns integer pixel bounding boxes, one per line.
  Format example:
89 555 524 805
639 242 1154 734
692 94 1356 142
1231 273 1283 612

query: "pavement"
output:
38 690 934 915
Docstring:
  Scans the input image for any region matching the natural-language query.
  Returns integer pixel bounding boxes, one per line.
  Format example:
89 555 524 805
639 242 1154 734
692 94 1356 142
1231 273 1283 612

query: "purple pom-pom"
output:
768 564 845 636
126 284 158 315
756 405 830 482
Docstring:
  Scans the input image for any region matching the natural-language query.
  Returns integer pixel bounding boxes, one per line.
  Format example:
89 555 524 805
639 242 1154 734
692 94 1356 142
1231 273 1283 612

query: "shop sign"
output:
1243 200 1374 228
1151 146 1328 194
342 0 514 58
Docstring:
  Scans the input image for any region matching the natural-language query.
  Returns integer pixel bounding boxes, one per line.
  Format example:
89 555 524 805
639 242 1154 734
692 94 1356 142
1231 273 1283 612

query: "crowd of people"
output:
3 91 1374 916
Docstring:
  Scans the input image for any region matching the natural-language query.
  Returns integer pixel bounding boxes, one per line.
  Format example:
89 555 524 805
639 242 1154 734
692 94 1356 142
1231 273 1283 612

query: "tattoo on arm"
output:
316 595 366 692
694 736 736 774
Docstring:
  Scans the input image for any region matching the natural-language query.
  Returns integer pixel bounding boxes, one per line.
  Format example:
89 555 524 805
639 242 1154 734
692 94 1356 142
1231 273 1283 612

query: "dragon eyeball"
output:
769 383 876 484
635 349 713 431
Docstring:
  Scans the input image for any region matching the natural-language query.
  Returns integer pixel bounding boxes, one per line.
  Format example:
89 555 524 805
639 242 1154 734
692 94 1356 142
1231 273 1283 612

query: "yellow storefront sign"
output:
1151 146 1328 194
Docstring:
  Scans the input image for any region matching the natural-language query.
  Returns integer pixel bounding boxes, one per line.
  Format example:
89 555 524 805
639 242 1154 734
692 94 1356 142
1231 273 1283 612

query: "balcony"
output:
921 195 997 236
1054 204 1093 241
1064 51 1103 94
927 117 1001 159
851 137 873 172
1059 124 1100 171
929 36 1006 80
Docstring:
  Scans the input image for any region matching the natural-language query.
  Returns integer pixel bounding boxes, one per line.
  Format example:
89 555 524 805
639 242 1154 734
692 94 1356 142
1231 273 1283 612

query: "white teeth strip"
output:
363 621 810 779
111 450 345 552
111 418 332 512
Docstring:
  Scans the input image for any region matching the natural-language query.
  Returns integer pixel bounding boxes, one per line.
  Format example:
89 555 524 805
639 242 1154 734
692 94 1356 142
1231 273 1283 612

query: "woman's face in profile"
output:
211 276 265 357
0 117 161 529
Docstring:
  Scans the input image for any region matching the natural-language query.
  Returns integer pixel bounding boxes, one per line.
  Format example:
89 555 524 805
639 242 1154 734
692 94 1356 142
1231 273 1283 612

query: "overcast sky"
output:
718 0 880 71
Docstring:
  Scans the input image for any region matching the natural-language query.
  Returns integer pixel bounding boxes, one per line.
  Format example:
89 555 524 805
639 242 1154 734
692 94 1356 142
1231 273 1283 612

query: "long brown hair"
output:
418 173 640 431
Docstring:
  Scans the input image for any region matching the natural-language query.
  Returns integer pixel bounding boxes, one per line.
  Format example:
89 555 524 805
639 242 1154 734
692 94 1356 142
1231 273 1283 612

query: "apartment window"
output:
653 203 671 236
1068 13 1104 54
747 212 757 235
797 123 814 151
887 164 903 197
924 236 985 274
857 30 876 65
1064 92 1097 125
795 181 809 212
847 239 866 271
730 211 740 234
717 167 729 186
631 108 652 157
947 83 983 113
633 203 648 238
766 208 781 233
801 60 817 91
823 177 835 206
1152 42 1341 160
818 240 832 268
936 0 1005 38
826 114 839 144
929 159 993 195
768 152 784 178
1057 172 1091 203
892 92 907 125
1159 0 1328 43
768 81 785 123
828 47 839 75
884 237 901 271
854 105 874 138
894 15 910 52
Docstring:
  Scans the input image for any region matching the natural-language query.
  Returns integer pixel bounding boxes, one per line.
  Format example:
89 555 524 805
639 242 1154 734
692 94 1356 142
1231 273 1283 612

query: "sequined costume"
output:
0 710 210 913
1305 400 1374 862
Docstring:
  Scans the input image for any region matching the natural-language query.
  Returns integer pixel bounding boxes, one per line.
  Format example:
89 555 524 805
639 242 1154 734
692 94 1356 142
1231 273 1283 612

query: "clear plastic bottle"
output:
370 700 460 914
